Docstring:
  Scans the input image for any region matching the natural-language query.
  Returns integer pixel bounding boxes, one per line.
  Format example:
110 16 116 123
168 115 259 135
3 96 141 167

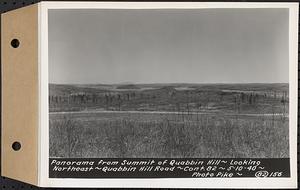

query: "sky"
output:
48 8 289 84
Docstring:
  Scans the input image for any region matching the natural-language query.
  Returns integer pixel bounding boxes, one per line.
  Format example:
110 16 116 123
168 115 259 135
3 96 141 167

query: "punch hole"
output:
11 39 20 48
12 141 21 151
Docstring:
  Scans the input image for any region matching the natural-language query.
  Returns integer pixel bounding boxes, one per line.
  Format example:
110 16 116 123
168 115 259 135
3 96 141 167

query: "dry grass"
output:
49 113 289 158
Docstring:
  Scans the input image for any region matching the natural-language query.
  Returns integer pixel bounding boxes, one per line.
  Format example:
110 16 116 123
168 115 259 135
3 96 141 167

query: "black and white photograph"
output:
0 1 297 188
39 2 299 188
48 8 290 159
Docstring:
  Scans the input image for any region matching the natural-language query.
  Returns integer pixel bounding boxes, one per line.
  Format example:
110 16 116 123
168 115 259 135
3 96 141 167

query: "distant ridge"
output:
116 84 140 89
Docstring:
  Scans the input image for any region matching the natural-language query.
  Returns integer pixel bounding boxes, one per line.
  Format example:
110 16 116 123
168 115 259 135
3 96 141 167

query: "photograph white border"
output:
39 2 298 188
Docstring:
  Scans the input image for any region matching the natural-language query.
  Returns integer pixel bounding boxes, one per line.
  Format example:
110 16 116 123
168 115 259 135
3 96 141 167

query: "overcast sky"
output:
49 8 289 84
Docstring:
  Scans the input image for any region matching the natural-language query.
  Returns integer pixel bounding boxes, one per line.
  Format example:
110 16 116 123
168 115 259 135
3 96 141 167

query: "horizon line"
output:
49 82 289 85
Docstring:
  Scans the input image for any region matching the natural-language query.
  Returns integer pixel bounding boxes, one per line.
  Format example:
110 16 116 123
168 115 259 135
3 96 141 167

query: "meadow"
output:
49 83 289 158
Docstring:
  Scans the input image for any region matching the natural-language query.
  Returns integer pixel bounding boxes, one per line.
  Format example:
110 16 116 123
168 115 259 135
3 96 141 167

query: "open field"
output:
49 83 289 158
